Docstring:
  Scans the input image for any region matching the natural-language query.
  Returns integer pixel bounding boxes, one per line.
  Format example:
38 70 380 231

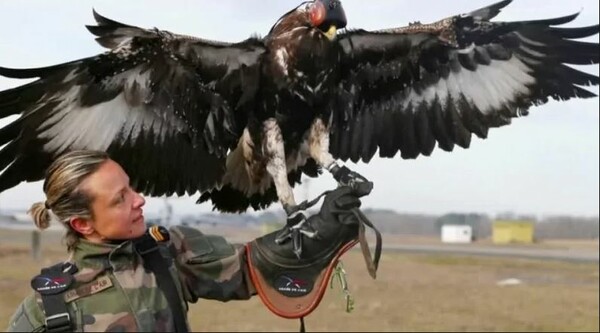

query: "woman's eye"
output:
114 192 126 204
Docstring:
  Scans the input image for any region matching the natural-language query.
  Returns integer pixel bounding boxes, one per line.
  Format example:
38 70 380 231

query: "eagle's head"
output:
308 0 347 40
268 0 347 41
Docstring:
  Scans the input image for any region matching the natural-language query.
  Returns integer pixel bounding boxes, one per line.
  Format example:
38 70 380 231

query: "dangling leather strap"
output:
352 208 382 279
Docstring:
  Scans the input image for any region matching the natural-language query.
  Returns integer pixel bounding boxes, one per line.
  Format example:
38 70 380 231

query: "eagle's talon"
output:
290 209 306 223
274 208 319 259
275 227 293 244
275 229 303 259
292 228 303 259
330 165 370 189
283 202 308 217
274 209 306 247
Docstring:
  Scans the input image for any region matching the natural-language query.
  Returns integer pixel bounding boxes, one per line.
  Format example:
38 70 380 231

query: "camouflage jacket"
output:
7 225 256 332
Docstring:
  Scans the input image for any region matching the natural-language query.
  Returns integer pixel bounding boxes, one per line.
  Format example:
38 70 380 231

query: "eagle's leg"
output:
263 118 316 259
262 118 297 212
308 118 370 189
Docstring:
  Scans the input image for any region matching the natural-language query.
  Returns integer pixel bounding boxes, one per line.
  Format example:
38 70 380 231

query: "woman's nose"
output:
133 191 146 208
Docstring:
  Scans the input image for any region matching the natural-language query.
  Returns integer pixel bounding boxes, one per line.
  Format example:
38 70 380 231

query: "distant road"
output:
374 243 599 264
0 220 62 231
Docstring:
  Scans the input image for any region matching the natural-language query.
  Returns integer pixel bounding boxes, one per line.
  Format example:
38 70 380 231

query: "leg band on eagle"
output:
246 183 381 320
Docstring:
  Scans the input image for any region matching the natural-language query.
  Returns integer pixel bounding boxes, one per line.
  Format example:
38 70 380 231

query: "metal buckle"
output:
45 312 71 331
330 261 355 313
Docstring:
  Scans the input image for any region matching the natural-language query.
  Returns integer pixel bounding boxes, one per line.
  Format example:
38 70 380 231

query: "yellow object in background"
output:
493 220 535 244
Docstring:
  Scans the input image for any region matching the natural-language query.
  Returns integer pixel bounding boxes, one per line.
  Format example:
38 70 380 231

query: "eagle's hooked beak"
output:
309 0 346 40
324 25 337 40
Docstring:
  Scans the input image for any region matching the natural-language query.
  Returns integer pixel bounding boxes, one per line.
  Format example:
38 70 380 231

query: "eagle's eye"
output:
309 1 327 28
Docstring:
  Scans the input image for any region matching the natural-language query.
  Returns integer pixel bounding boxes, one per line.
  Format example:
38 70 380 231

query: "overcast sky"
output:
0 0 598 219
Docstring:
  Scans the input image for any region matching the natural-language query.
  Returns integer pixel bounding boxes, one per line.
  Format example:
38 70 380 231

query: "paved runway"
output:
374 243 599 263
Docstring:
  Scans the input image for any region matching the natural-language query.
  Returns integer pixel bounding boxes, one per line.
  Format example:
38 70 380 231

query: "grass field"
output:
1 228 598 332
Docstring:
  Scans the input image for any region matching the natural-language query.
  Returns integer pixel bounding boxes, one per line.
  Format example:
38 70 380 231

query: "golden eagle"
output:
0 0 598 219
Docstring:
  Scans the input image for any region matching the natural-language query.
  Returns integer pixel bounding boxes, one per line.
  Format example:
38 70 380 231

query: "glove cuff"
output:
245 238 358 319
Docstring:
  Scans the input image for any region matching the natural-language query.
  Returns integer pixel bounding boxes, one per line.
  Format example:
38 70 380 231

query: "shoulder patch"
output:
64 275 114 303
31 273 73 295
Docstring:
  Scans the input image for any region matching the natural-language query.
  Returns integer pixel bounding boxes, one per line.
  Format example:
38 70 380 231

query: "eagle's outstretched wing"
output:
0 11 265 196
330 0 599 163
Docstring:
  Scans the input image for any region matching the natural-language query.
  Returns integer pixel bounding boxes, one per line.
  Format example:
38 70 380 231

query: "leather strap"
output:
352 208 382 279
31 262 78 333
135 227 189 333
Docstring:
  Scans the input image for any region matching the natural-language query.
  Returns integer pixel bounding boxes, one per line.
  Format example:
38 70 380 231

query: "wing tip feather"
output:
90 8 131 28
468 0 513 21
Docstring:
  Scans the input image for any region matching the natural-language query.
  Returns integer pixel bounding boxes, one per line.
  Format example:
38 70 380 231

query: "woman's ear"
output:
69 217 95 236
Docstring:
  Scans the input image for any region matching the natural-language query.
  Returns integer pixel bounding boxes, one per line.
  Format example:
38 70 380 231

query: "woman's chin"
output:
131 222 147 238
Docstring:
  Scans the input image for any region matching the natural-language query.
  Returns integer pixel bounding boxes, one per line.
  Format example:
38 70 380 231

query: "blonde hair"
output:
28 150 110 252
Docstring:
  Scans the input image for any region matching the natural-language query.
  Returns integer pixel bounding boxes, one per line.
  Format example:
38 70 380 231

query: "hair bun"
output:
28 202 51 230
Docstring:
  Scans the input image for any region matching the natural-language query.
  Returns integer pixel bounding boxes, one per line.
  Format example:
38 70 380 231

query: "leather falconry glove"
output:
246 182 380 320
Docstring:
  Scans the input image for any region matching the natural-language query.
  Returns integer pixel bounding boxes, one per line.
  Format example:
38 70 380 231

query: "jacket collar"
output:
72 238 139 272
